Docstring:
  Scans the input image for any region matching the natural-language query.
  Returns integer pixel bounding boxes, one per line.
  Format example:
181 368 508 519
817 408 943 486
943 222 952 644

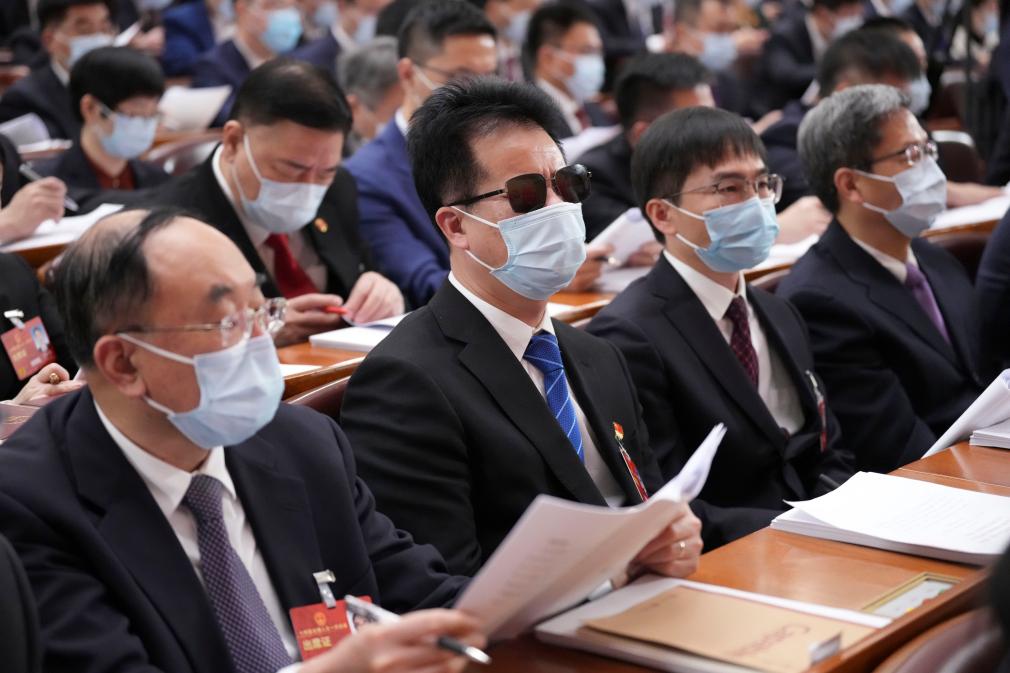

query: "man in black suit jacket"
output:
141 59 404 347
0 207 482 673
0 134 69 247
778 84 985 473
0 0 115 139
341 78 702 578
588 107 853 548
975 207 1010 376
0 532 41 673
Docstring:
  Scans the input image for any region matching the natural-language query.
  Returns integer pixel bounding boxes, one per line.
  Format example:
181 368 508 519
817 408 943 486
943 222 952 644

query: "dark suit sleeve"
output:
327 416 467 610
977 211 1010 377
0 492 164 673
787 288 936 471
0 533 41 673
340 355 483 577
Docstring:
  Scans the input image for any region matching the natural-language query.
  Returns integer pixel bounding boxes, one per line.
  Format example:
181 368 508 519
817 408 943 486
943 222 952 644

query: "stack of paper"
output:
1 203 124 253
771 471 1010 565
969 418 1010 449
923 368 1010 457
158 86 233 131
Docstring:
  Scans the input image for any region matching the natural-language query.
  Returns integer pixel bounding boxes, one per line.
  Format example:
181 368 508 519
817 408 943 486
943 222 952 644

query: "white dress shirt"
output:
93 402 300 662
211 145 329 291
664 252 804 435
448 273 626 506
535 78 585 138
805 14 829 61
852 237 920 284
51 60 69 86
394 108 409 137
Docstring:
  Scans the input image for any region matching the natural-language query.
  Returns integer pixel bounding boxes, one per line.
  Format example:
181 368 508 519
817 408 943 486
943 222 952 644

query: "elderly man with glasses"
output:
587 106 855 549
778 84 986 474
341 77 703 578
0 207 486 673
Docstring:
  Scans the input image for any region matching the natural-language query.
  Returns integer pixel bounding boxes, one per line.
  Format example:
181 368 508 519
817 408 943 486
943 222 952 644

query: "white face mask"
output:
854 155 948 238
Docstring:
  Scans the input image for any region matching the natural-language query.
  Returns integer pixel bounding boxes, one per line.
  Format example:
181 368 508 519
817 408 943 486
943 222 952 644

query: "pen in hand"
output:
18 164 80 213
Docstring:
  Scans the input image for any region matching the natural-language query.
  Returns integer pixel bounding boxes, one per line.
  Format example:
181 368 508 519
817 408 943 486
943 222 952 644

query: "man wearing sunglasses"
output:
588 107 855 549
778 85 986 473
341 78 703 580
0 208 484 673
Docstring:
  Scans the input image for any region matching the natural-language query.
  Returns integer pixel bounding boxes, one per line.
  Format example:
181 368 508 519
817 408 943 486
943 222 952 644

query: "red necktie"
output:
725 296 758 387
264 234 318 298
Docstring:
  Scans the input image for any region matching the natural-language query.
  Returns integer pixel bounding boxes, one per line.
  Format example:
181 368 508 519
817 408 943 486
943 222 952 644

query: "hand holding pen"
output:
0 170 71 244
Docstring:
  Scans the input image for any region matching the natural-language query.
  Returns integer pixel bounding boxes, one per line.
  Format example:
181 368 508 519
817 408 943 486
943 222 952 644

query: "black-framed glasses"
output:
118 298 287 348
670 174 784 206
447 164 593 214
871 140 938 166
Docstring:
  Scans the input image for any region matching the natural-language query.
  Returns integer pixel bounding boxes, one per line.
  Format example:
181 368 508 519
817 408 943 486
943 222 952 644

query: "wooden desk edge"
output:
282 358 363 399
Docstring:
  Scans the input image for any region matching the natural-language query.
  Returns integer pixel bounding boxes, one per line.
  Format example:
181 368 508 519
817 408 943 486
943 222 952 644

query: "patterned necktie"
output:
523 332 585 462
264 233 318 299
725 296 759 387
183 475 291 673
905 263 951 344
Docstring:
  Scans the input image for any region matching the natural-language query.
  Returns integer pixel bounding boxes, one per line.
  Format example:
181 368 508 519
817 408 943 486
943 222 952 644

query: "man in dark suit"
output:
291 0 391 77
975 208 1010 376
0 532 41 673
144 59 403 346
0 207 483 673
588 107 853 548
191 0 305 127
778 84 985 473
35 47 169 209
0 134 69 245
161 0 218 77
341 77 703 578
0 0 115 139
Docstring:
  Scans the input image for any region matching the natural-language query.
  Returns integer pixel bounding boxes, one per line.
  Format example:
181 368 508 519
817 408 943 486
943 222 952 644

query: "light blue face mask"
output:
505 9 531 44
854 155 948 238
234 134 329 234
699 32 738 72
354 13 377 43
98 106 158 159
564 53 605 103
137 0 173 11
453 201 588 300
261 7 303 54
906 75 932 116
67 32 113 67
217 0 236 24
983 11 999 38
118 333 284 450
666 196 780 273
888 0 915 15
312 0 338 29
831 14 863 39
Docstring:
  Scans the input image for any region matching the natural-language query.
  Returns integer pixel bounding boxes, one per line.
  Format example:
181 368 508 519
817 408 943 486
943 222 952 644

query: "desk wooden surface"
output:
466 447 1000 673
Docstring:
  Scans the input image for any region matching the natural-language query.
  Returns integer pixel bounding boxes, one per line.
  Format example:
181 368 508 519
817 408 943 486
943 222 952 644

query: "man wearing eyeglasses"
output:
778 85 986 473
341 77 703 579
0 207 484 673
588 106 855 549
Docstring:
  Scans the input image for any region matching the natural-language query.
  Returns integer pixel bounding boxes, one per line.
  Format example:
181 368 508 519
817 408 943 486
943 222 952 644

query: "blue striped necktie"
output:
523 332 585 462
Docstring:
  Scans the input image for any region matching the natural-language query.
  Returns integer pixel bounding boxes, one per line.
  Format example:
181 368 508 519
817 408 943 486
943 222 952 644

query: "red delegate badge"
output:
2 316 56 381
289 596 372 660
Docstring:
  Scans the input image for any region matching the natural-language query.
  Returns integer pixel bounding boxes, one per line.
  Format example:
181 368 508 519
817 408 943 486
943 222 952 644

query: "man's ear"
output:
435 206 470 250
92 336 148 399
220 120 244 162
644 198 678 239
834 166 863 207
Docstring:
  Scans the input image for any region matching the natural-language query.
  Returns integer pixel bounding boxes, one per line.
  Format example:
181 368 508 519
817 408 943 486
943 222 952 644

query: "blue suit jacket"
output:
344 121 449 307
778 221 986 473
0 389 466 673
191 40 250 127
291 31 340 77
162 0 215 77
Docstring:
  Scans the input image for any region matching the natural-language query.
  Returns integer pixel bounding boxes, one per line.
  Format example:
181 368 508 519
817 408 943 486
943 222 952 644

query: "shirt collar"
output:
211 145 270 248
851 237 918 283
394 108 409 138
663 250 745 323
536 78 579 116
331 24 356 51
94 400 235 521
51 60 69 86
805 13 829 60
232 36 267 70
448 272 554 362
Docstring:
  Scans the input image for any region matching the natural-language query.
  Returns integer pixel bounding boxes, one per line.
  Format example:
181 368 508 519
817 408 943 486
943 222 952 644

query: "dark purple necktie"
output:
725 296 759 387
183 475 291 673
905 263 951 344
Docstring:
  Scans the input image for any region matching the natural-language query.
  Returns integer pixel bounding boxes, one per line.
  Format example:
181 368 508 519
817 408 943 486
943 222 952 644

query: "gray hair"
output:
798 84 909 213
336 36 400 110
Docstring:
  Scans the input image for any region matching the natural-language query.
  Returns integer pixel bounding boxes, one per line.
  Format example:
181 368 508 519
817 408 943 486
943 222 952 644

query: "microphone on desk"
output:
18 164 80 214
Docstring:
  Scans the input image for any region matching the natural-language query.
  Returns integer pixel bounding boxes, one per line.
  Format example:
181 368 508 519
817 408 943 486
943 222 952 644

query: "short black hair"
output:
70 46 165 122
817 26 921 94
230 59 352 134
408 77 566 224
376 0 418 38
861 16 916 33
631 107 766 238
614 52 711 129
397 0 497 63
811 0 863 10
523 1 599 76
38 0 114 30
54 208 185 366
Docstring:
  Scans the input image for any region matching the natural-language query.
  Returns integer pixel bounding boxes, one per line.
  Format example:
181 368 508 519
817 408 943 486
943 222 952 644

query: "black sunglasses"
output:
447 164 592 214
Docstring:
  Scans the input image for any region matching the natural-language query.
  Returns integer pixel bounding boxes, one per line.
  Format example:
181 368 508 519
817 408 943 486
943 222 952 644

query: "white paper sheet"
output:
158 86 232 132
0 113 50 147
279 364 321 377
590 207 656 265
455 425 726 640
923 369 1010 457
1 203 124 252
933 194 1010 230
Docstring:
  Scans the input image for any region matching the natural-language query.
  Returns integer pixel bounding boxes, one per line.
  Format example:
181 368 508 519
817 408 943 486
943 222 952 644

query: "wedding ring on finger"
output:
677 540 688 558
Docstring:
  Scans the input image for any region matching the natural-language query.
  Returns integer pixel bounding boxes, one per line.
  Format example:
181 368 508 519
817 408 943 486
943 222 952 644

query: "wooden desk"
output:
897 441 1010 490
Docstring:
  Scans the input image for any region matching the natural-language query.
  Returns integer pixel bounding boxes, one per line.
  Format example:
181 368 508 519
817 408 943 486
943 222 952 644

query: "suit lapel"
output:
649 262 786 445
914 241 978 377
68 392 230 673
304 177 363 297
431 286 607 506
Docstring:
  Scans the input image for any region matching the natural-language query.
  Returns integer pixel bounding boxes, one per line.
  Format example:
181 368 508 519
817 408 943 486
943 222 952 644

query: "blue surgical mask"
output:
354 13 377 43
855 155 948 238
906 75 932 116
217 0 236 24
234 134 329 233
98 106 158 159
137 0 173 11
67 32 113 67
699 32 738 72
261 7 302 54
564 53 605 103
888 0 915 14
118 333 284 450
505 9 531 45
453 202 588 300
312 1 338 29
983 11 999 38
666 196 780 273
831 14 863 39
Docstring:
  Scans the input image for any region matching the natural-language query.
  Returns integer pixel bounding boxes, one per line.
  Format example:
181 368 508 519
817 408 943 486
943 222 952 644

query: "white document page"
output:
923 369 1010 457
590 207 656 266
933 193 1010 230
456 425 726 640
1 203 124 252
970 417 1010 448
785 471 1010 557
0 113 50 147
158 86 233 131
